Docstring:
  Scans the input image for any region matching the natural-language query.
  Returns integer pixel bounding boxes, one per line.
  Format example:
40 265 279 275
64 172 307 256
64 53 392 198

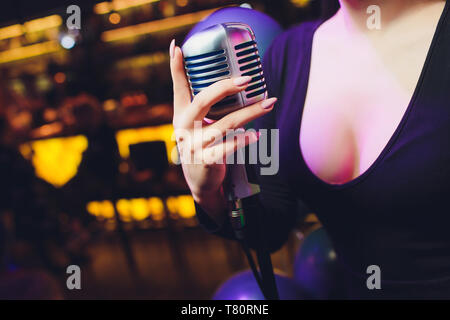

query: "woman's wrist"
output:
192 186 229 226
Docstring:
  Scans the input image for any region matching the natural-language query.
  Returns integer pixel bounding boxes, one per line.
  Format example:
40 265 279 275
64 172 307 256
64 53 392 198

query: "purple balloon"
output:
293 228 341 299
212 269 306 300
185 6 283 58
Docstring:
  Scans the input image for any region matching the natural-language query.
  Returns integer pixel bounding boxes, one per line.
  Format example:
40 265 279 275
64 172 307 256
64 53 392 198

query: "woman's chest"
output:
299 25 438 185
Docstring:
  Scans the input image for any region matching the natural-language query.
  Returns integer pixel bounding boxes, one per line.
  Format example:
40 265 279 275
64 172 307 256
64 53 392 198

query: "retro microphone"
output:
181 23 279 300
181 22 267 120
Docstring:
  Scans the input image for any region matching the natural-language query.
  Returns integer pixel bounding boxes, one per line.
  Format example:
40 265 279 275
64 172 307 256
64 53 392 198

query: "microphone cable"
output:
228 194 280 300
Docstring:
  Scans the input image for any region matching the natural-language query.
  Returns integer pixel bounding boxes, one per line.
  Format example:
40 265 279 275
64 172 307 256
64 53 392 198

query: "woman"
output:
169 0 450 299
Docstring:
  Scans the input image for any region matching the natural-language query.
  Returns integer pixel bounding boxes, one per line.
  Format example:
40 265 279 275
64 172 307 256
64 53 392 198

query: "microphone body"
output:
181 22 267 120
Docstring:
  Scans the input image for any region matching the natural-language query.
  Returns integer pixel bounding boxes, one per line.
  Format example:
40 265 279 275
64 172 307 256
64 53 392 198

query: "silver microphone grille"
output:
182 23 267 120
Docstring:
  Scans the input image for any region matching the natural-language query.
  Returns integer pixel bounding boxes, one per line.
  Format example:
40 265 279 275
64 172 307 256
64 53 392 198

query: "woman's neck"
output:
336 0 445 32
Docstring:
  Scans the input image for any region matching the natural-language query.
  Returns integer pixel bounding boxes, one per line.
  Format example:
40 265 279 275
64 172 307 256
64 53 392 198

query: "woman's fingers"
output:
179 94 274 163
184 76 252 123
169 40 191 111
206 97 277 140
203 130 259 165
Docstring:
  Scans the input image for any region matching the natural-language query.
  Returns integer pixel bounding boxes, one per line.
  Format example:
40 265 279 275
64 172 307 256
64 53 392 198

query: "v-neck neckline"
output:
294 0 449 190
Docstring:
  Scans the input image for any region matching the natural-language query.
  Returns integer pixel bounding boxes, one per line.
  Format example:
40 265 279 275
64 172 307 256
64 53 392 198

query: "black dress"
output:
196 0 450 299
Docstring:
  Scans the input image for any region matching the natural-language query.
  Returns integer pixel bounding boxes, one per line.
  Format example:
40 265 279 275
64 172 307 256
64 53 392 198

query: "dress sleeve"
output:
195 31 301 253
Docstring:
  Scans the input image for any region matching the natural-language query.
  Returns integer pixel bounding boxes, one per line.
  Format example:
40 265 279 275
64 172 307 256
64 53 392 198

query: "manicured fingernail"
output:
169 39 175 59
248 133 259 144
233 76 252 86
261 97 277 109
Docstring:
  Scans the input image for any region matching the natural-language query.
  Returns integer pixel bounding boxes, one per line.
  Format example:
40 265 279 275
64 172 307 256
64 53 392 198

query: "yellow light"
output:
177 195 195 219
21 135 88 188
102 8 218 42
176 0 188 7
0 14 62 43
101 200 115 218
113 0 159 11
91 197 166 222
87 201 101 216
23 15 62 33
109 12 122 24
166 196 177 214
290 0 310 8
130 198 150 221
0 41 60 65
95 0 160 15
148 197 164 221
0 24 24 41
116 199 132 221
87 201 115 219
115 124 176 163
94 2 112 14
166 195 195 219
88 197 203 223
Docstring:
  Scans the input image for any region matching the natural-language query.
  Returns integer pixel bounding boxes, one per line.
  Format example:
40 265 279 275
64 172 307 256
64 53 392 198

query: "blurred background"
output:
0 0 333 299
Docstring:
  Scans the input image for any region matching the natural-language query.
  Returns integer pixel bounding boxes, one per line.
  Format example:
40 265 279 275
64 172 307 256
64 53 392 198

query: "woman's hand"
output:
169 39 277 224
